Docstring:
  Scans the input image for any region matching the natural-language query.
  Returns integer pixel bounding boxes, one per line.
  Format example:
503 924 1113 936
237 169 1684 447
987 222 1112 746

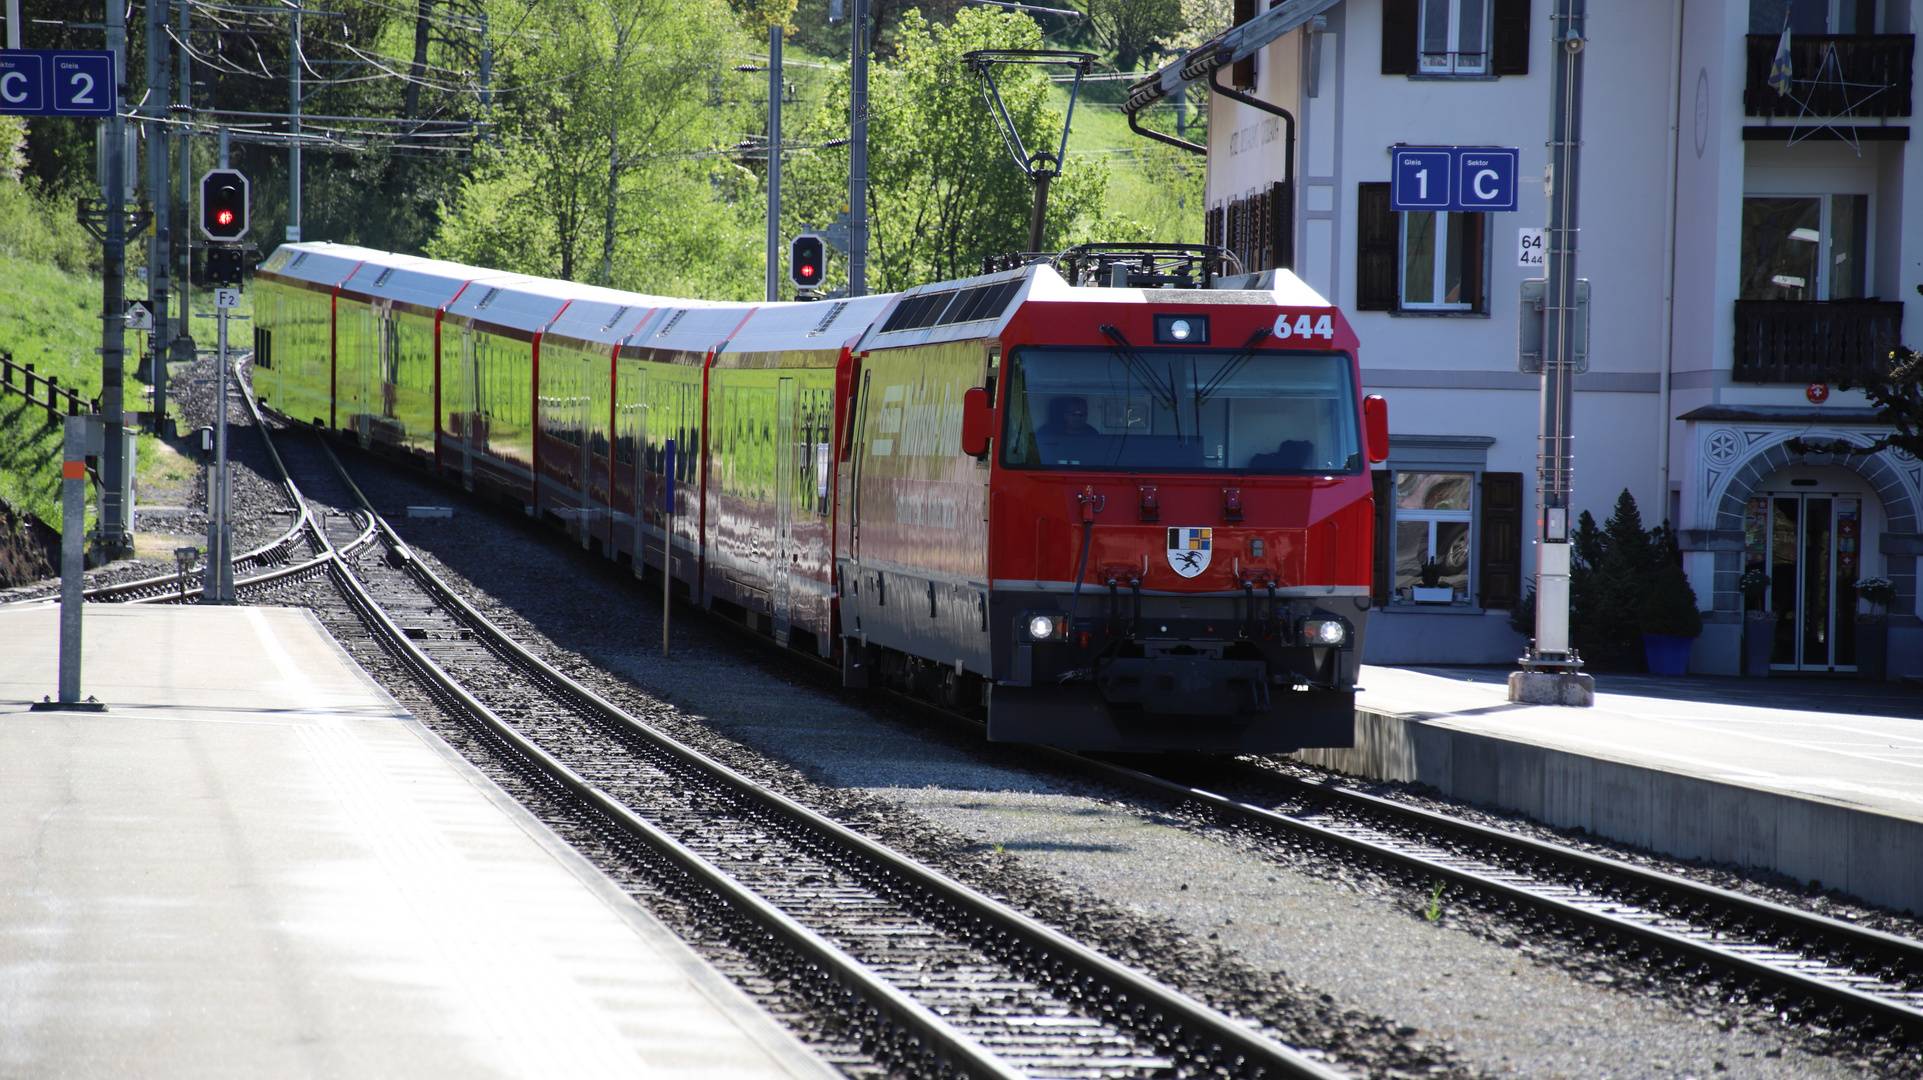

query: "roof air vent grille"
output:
656 309 690 337
476 287 500 310
808 301 850 337
601 305 630 332
373 268 395 287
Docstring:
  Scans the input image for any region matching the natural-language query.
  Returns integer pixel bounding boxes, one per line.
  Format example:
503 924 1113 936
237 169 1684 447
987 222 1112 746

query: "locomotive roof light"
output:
1153 313 1208 345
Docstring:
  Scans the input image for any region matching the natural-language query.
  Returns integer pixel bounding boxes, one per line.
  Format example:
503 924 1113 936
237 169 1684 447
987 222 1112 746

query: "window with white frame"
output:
1399 211 1484 310
1394 471 1474 598
1419 0 1491 74
1739 195 1870 302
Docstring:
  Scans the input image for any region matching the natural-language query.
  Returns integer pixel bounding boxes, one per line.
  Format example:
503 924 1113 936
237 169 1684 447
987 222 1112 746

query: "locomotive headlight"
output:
1026 614 1059 641
1302 619 1349 647
1169 319 1192 340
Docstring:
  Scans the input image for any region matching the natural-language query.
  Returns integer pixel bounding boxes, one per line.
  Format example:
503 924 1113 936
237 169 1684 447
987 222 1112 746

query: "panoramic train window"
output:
1000 346 1361 474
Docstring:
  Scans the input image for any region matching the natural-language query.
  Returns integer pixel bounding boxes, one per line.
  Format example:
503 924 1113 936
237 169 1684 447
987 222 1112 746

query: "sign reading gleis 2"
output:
1391 146 1519 213
0 51 115 116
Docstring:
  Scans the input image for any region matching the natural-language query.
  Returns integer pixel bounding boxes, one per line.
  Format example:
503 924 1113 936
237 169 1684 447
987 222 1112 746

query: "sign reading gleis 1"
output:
1391 146 1520 213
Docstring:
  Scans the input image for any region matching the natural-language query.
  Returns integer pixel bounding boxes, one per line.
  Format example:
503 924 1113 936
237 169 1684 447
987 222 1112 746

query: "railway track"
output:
2 358 354 607
1055 752 1923 1047
269 432 1351 1080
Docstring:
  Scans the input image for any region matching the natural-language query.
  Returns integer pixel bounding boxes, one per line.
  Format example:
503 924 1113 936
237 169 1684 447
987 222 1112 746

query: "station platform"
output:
0 604 838 1080
1298 666 1923 915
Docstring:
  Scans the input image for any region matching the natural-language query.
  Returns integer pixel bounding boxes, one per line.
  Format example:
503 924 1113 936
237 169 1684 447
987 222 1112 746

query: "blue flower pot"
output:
1642 633 1694 676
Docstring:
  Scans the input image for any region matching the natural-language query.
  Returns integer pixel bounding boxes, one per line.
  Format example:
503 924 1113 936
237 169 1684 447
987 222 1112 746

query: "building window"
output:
1400 210 1481 310
1748 0 1882 34
1739 194 1869 302
1420 0 1489 74
1356 183 1487 313
1393 472 1475 598
1382 0 1529 77
1368 437 1521 611
1205 182 1294 275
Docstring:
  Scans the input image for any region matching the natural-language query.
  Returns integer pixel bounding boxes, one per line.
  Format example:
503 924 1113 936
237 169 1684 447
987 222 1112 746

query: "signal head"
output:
199 169 251 241
789 234 827 290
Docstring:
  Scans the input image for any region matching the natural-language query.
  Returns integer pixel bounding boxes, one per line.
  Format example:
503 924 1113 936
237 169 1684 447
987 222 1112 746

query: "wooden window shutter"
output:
1460 211 1487 312
1381 0 1419 76
1232 0 1257 89
1372 470 1395 606
1356 182 1399 311
1478 471 1524 608
1491 0 1531 76
1270 179 1294 271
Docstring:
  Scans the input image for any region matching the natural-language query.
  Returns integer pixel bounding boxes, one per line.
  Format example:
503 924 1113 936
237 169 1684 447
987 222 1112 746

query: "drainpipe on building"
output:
1658 0 1686 527
1202 67 1296 271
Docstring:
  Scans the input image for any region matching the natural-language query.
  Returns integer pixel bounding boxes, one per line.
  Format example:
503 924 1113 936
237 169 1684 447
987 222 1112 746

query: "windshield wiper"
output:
1194 327 1274 404
1098 324 1182 442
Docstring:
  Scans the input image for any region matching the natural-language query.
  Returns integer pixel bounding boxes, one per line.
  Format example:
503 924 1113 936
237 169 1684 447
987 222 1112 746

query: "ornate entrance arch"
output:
1695 425 1921 614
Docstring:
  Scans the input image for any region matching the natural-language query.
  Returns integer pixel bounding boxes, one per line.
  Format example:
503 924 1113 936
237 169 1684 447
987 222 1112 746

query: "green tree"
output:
1571 490 1675 666
1077 0 1186 72
783 7 1112 293
430 0 765 297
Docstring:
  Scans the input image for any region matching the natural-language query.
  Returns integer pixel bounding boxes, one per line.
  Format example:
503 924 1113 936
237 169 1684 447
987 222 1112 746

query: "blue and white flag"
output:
1768 24 1793 96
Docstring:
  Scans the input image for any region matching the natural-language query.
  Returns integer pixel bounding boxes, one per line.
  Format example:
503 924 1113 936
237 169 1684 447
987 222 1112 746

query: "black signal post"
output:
790 234 826 296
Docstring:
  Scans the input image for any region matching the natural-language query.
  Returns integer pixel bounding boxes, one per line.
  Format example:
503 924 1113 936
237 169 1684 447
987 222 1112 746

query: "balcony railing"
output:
1744 34 1913 118
1733 299 1905 384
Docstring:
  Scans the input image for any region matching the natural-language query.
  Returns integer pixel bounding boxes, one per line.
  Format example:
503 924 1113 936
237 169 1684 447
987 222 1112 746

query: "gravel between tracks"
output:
286 440 1910 1080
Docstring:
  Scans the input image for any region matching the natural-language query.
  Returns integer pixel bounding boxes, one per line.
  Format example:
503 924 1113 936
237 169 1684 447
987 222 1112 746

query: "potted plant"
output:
1738 566 1775 677
1412 558 1454 604
1638 562 1703 676
1854 576 1895 681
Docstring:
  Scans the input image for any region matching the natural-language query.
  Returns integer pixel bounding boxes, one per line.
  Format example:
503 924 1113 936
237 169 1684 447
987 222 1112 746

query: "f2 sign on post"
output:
1391 147 1519 213
0 51 115 116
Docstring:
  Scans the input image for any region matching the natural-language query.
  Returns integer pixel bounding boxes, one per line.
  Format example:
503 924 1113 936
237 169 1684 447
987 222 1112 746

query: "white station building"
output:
1128 0 1921 678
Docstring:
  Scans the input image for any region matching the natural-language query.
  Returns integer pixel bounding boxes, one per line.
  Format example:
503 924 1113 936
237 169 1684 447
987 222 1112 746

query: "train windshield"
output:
1000 346 1361 474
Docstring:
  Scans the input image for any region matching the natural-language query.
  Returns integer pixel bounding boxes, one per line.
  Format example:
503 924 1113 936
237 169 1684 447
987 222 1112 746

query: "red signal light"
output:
216 209 235 226
800 264 815 278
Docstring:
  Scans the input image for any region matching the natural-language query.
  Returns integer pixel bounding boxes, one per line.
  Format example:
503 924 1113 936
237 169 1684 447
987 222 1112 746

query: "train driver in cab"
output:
1034 395 1114 465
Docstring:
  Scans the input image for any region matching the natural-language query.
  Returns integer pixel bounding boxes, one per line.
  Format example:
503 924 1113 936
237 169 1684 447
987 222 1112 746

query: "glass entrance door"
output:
1748 494 1860 671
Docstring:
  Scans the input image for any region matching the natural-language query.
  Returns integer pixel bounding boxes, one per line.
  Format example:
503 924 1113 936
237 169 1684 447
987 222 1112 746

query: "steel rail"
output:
1074 754 1923 1033
311 437 1348 1080
75 360 378 605
1 355 315 608
315 551 1026 1080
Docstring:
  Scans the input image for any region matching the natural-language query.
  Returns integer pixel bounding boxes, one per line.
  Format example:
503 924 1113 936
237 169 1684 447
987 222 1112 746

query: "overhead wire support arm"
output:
962 49 1096 255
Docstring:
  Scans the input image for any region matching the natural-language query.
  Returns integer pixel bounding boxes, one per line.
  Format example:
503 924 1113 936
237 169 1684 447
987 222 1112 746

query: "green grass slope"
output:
0 253 111 534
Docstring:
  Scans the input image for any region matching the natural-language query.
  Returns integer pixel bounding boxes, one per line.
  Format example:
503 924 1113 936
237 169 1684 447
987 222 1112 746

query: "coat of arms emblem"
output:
1166 527 1212 578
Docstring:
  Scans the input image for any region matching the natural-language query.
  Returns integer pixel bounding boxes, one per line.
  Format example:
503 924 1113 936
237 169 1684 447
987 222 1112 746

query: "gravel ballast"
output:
160 425 1900 1080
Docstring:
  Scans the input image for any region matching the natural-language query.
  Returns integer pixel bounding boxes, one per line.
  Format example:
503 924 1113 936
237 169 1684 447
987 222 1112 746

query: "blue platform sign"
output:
0 51 115 116
1391 146 1519 213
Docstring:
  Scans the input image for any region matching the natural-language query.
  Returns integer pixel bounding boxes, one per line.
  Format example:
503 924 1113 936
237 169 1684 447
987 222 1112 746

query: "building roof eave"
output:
1123 0 1344 116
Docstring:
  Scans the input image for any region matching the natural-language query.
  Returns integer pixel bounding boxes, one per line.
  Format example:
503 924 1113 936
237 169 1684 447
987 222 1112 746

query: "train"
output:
251 241 1388 753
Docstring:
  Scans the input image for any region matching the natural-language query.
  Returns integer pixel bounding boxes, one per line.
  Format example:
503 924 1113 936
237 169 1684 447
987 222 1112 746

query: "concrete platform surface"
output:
1295 666 1923 914
1359 666 1923 824
0 604 838 1080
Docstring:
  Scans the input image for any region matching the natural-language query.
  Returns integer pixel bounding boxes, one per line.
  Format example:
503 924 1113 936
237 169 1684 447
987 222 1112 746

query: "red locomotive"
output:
253 243 1387 752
